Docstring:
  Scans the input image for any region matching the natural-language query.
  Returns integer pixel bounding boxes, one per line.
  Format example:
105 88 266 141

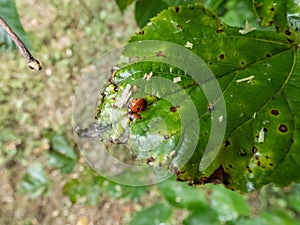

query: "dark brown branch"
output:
0 16 42 70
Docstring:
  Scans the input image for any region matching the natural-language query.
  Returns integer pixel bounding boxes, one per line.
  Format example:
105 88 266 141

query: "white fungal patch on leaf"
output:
115 84 132 108
143 71 153 80
185 41 193 49
236 75 255 83
239 20 256 34
173 76 182 83
258 127 265 143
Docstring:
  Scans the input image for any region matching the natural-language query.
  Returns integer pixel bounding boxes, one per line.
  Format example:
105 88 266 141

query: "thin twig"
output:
0 16 42 70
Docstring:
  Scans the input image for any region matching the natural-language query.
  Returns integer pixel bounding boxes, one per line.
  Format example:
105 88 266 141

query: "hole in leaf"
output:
269 163 274 166
225 139 231 147
208 62 213 66
175 6 180 13
229 164 233 168
270 7 275 12
279 124 288 133
271 109 279 115
266 53 272 58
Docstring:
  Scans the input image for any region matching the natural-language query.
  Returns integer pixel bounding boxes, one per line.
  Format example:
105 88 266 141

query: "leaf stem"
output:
0 16 42 70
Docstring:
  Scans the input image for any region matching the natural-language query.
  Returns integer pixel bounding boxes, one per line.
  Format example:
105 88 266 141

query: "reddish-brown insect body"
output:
129 98 147 113
128 113 142 120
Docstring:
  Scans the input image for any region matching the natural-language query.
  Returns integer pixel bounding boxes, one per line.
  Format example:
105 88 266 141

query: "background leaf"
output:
135 0 169 28
48 134 78 174
158 178 208 211
116 0 135 13
129 202 173 225
18 164 50 199
0 0 29 49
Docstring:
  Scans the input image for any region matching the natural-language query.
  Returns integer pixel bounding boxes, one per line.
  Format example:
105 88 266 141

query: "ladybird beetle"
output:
128 113 142 120
128 98 147 113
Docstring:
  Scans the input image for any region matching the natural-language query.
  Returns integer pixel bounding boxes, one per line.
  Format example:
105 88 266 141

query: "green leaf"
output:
135 0 169 28
257 209 300 225
116 0 135 13
63 169 105 205
49 135 78 174
95 5 300 192
253 0 288 32
18 164 50 199
129 202 173 225
207 184 249 221
158 178 208 211
0 0 29 49
183 210 220 225
63 167 148 205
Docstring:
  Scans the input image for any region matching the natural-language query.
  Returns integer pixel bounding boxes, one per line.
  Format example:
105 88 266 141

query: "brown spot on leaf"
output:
219 54 225 60
203 165 227 185
155 50 166 57
147 157 154 164
279 124 288 133
285 30 292 35
170 106 177 112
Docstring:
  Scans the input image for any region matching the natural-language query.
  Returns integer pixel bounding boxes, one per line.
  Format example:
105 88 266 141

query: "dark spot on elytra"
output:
241 61 245 65
271 109 279 115
252 147 258 154
261 164 266 169
147 157 154 164
279 124 288 133
265 155 270 160
175 6 180 13
266 53 272 58
285 30 292 35
225 139 231 147
219 54 225 60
